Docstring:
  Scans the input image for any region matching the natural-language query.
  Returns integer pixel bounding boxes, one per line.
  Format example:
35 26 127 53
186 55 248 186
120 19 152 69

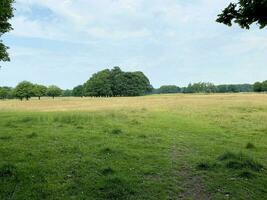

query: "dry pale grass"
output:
0 93 266 112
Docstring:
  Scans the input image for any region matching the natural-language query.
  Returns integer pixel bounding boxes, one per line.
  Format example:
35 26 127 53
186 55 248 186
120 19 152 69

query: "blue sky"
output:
0 0 266 89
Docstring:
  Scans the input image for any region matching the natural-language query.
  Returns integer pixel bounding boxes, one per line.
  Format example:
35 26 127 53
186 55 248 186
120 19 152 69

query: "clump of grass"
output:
101 167 115 176
76 126 84 129
100 147 113 154
196 161 219 171
219 151 264 172
138 134 147 139
246 142 255 149
20 116 35 123
0 164 17 178
225 160 244 170
217 151 239 161
4 121 17 128
110 129 123 135
238 170 255 179
0 135 12 140
197 162 212 170
26 132 38 139
99 177 135 199
131 119 140 125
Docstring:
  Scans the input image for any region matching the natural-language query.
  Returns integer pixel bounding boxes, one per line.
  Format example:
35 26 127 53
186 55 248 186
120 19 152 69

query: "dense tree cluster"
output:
217 0 267 29
183 82 217 93
83 67 152 97
72 85 84 97
216 84 253 93
0 86 13 99
253 80 267 92
153 85 181 94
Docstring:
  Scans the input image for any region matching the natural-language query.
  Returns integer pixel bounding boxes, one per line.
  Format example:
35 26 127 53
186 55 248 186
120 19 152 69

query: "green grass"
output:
0 94 267 199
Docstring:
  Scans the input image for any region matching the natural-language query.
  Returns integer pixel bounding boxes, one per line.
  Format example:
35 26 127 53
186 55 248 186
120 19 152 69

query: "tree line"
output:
0 68 266 100
153 82 267 94
0 67 152 100
0 81 62 100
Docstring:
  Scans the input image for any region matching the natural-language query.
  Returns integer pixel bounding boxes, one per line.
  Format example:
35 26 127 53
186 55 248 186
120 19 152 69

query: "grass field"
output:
0 94 267 200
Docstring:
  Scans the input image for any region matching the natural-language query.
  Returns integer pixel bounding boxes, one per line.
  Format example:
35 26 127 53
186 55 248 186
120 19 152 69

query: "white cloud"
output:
12 0 229 42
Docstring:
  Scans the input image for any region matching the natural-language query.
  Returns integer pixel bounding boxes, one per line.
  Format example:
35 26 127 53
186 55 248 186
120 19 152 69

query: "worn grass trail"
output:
0 94 267 199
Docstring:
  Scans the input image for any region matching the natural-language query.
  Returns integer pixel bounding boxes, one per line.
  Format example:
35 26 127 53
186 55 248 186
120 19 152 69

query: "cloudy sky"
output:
0 0 266 89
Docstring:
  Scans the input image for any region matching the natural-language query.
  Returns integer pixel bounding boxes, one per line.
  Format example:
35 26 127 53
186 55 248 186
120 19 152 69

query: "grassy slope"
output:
0 94 267 199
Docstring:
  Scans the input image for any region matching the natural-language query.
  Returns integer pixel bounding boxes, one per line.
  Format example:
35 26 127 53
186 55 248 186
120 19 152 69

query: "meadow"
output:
0 94 267 200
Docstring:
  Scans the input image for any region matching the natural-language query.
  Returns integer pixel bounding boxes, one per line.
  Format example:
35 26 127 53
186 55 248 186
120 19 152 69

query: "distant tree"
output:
253 82 262 92
156 85 181 94
262 80 267 92
33 84 47 100
227 84 239 93
84 69 113 97
47 85 62 99
216 85 228 93
184 82 216 93
14 81 34 100
72 85 84 97
0 87 10 99
63 89 73 97
217 0 267 29
216 84 253 93
0 0 14 62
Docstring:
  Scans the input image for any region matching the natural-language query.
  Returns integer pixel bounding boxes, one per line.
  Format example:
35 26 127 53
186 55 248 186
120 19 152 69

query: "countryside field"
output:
1 93 267 200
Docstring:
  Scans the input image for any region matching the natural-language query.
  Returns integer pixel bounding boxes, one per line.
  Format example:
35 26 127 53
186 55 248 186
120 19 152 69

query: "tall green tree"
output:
14 81 34 100
184 82 217 93
83 67 152 97
253 82 262 92
47 85 62 99
84 69 113 97
217 0 267 29
33 84 47 100
63 89 73 97
72 85 84 97
0 86 12 99
0 0 14 62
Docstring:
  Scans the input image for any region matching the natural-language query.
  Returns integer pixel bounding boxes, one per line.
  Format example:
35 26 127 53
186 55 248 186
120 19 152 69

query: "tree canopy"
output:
0 86 13 99
253 80 267 92
14 81 34 100
47 85 62 99
83 67 152 97
33 84 47 100
217 0 267 29
0 0 14 62
72 85 84 97
154 85 181 94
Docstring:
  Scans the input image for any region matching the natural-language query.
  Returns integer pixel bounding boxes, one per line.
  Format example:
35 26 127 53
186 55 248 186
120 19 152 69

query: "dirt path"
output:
169 144 211 200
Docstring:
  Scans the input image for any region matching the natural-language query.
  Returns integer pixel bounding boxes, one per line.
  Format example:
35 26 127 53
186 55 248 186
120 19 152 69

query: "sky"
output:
0 0 266 89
